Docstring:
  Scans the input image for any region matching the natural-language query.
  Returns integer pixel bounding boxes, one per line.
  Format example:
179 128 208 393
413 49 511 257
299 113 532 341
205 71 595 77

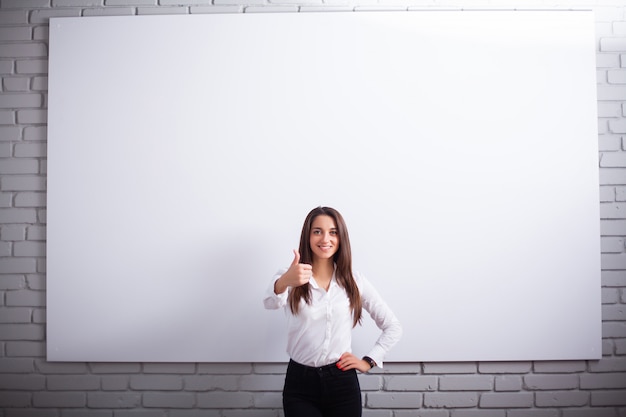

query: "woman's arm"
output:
357 272 403 368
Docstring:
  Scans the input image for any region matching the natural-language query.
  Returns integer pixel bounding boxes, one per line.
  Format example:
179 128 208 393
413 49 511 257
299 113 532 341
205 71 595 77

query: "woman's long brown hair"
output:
287 206 362 327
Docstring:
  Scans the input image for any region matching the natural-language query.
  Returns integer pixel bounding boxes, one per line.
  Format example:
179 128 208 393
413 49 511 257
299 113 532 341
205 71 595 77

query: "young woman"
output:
263 206 402 417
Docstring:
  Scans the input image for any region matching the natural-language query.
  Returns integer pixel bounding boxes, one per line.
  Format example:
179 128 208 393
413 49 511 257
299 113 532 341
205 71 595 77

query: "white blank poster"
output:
47 11 601 362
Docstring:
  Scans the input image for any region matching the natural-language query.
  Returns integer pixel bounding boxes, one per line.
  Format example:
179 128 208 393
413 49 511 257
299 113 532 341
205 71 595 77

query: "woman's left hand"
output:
336 352 372 373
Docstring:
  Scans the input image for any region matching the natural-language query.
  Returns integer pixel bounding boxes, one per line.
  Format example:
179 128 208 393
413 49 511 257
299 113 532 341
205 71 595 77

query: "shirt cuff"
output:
366 345 387 369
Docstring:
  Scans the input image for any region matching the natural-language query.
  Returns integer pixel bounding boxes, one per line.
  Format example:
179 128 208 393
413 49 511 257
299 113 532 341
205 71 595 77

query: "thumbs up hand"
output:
273 250 312 294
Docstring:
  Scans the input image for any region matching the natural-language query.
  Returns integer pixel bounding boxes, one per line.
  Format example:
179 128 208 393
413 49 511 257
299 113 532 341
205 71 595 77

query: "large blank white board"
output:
47 11 601 362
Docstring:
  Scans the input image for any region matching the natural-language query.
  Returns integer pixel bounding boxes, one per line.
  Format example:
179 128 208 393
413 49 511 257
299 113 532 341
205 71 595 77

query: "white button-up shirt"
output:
263 268 402 368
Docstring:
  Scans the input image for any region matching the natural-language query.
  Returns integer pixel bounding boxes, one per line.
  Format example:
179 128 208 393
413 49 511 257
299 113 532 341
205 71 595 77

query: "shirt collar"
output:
309 266 337 290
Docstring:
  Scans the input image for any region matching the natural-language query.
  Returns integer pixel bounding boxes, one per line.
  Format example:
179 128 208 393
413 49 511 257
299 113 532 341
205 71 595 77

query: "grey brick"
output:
13 240 45 256
120 412 169 417
424 392 477 408
358 374 383 391
0 358 35 373
479 392 533 408
6 289 44 307
5 341 46 357
562 407 620 417
23 126 46 140
32 76 48 90
137 6 189 14
3 227 24 253
16 59 48 74
0 374 45 390
90 363 141 374
0 274 25 290
184 374 238 391
394 411 448 417
0 112 15 127
14 142 47 157
87 392 141 408
0 27 31 42
0 391 31 407
535 391 589 407
36 360 89 374
26 225 46 240
450 411 506 417
0 10 29 25
82 7 136 16
0 191 12 207
63 411 115 417
30 8 82 23
367 392 422 408
533 361 587 373
0 159 39 174
105 0 156 5
33 391 86 407
0 93 42 108
601 38 626 52
385 375 437 391
580 372 626 389
2 76 30 91
0 43 47 59
32 306 45 323
0 258 37 273
0 306 31 323
0 241 10 256
0 126 21 141
47 375 101 390
143 392 195 408
591 390 626 406
508 410 560 417
252 391 282 408
2 0 52 6
603 287 620 304
101 375 129 390
169 411 221 417
130 375 183 390
600 169 626 186
1 175 46 191
524 374 579 390
439 375 492 391
26 274 45 290
239 374 284 391
604 304 626 320
0 324 44 340
54 0 103 5
478 362 532 374
196 392 255 408
16 109 47 124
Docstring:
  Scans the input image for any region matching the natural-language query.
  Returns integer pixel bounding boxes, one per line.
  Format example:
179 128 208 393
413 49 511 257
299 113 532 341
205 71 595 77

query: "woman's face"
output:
309 214 340 262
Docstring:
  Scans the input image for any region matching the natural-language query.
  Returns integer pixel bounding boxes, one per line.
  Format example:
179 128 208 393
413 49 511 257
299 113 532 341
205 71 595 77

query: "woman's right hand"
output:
274 250 312 294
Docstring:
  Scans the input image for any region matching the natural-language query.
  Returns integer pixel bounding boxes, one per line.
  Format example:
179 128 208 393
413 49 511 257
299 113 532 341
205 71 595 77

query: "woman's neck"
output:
312 259 334 288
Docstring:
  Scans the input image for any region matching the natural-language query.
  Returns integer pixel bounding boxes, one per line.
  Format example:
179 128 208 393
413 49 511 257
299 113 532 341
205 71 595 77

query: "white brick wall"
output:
0 0 624 415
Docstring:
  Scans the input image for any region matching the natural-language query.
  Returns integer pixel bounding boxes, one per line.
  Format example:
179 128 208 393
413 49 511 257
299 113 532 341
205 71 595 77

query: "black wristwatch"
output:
362 356 376 370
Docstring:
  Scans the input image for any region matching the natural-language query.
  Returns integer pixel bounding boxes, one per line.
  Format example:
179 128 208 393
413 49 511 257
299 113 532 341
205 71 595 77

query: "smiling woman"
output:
263 206 403 417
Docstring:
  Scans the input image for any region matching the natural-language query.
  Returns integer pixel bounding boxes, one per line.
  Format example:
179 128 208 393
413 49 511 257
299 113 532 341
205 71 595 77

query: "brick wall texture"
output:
1 0 625 416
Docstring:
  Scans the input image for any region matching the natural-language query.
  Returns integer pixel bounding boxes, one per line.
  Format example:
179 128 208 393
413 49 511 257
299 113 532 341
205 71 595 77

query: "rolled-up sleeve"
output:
358 272 402 368
263 268 289 310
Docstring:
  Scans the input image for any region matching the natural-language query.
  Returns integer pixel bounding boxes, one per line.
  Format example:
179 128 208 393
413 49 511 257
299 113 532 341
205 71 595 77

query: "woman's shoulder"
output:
353 270 369 286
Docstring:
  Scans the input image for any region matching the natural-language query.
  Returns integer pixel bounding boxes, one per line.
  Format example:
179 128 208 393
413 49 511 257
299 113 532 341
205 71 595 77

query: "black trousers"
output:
283 359 362 417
